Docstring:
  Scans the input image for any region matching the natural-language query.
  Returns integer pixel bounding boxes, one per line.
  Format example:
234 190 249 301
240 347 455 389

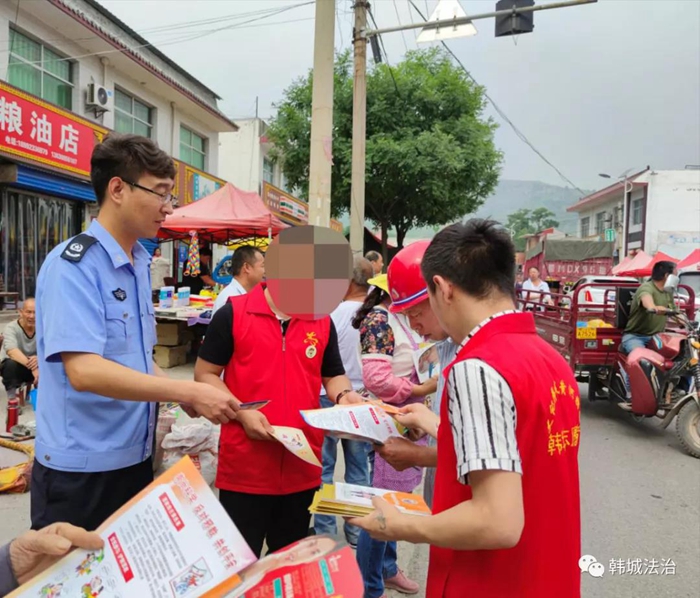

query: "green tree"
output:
267 48 502 256
505 207 559 251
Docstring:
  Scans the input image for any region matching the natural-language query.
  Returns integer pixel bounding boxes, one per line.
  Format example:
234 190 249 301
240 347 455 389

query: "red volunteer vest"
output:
428 313 581 598
216 285 330 495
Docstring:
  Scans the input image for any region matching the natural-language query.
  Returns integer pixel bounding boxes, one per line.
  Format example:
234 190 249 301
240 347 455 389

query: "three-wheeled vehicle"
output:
522 280 700 457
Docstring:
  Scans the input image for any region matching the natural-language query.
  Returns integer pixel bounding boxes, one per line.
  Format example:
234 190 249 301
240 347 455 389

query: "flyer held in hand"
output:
9 457 362 598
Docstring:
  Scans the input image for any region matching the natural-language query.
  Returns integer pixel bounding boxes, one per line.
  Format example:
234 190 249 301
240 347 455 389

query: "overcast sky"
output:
101 0 700 192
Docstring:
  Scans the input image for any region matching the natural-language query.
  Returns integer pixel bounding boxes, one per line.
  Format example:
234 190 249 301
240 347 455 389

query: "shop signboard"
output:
262 182 309 224
0 81 106 179
192 171 221 201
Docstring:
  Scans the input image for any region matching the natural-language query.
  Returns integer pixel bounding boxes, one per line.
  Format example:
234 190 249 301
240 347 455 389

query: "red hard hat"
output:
388 240 431 313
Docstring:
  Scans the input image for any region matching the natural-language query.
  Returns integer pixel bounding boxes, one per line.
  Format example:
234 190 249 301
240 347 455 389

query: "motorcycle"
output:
614 309 700 458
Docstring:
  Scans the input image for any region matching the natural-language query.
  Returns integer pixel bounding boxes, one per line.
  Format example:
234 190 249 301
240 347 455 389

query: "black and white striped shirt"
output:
448 312 523 484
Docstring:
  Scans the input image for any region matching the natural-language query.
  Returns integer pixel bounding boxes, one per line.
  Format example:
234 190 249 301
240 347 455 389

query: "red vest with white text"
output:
427 312 581 598
216 285 330 495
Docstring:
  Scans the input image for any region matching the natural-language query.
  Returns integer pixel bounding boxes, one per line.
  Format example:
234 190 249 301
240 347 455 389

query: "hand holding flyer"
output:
269 426 321 467
9 457 257 598
301 403 407 445
9 457 362 598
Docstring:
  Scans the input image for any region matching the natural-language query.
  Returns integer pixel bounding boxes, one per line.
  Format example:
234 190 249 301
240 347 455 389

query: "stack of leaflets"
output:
10 457 362 598
310 482 431 518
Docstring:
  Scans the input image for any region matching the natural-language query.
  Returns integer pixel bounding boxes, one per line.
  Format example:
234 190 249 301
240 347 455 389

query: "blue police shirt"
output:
35 220 158 473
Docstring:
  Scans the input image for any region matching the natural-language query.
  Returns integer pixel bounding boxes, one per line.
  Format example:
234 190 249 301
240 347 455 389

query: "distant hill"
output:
338 179 593 239
471 180 591 230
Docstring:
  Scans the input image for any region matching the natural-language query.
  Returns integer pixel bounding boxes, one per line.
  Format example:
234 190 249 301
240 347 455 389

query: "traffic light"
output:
495 0 535 37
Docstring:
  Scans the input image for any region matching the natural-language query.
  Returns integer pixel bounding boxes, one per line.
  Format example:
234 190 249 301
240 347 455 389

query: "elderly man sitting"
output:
0 298 38 399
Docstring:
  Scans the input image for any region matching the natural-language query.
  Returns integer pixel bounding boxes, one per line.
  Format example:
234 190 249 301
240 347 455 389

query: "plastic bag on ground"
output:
160 420 219 485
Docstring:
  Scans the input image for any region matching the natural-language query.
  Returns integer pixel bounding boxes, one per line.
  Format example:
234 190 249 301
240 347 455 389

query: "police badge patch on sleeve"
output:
60 234 99 262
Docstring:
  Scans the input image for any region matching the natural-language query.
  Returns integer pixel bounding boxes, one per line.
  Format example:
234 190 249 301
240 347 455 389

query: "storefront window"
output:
8 29 74 110
0 191 82 298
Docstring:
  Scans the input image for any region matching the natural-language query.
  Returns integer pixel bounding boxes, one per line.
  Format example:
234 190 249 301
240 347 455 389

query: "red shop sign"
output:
0 81 106 178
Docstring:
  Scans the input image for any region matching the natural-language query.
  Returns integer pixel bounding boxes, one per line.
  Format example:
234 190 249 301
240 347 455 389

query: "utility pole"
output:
308 0 335 228
350 1 369 255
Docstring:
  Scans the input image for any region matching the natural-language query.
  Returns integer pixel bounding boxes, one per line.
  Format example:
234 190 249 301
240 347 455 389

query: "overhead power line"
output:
0 2 313 48
406 0 586 196
0 1 315 66
367 7 403 99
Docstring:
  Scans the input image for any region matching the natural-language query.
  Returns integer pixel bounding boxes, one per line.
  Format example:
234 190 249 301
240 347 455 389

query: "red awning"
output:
158 183 288 243
613 250 651 276
616 251 680 278
678 248 700 271
611 254 634 275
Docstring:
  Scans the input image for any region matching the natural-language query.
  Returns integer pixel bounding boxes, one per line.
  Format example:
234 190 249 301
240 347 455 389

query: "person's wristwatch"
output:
335 389 353 404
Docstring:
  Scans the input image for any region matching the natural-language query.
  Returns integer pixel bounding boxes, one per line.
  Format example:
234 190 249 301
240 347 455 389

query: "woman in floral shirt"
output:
351 274 437 598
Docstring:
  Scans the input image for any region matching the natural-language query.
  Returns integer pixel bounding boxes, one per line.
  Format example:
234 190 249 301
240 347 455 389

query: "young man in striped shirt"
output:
354 220 581 598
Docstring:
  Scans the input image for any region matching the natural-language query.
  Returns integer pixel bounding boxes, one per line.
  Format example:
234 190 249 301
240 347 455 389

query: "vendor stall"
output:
152 183 287 366
158 182 287 243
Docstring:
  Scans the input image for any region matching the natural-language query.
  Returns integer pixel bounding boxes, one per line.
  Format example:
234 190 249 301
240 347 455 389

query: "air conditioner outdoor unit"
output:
86 83 112 111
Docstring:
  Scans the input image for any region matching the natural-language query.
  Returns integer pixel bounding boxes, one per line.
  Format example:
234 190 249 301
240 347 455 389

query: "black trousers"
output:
219 488 317 558
0 358 34 392
30 458 153 531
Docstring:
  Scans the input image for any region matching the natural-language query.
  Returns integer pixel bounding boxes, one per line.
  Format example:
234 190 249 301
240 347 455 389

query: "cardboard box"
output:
154 343 189 369
156 322 193 347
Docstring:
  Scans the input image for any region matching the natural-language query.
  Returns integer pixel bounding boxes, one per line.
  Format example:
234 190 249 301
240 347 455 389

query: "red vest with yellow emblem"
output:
217 285 330 495
428 312 581 597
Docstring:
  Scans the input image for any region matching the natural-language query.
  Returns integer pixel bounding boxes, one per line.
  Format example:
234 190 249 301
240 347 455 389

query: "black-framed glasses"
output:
123 180 179 207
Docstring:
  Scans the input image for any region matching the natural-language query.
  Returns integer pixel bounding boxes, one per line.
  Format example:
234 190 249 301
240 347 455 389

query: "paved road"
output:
1 379 698 597
578 388 700 597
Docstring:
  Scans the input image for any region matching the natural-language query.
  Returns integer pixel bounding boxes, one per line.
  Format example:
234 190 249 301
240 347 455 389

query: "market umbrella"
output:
613 250 651 277
678 248 700 271
158 183 287 243
623 251 678 278
612 254 634 275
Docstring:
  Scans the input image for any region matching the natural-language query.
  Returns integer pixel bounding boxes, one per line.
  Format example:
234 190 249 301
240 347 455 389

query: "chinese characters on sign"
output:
546 260 612 278
0 82 105 177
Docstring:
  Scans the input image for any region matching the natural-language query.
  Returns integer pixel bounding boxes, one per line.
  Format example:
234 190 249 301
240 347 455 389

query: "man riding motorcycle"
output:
620 260 679 397
622 261 679 353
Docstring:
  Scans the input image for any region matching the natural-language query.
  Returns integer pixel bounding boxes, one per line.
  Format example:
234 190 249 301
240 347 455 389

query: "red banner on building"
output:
0 81 106 178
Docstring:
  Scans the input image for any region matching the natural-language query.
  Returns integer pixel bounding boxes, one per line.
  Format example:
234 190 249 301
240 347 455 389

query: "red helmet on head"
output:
387 240 431 313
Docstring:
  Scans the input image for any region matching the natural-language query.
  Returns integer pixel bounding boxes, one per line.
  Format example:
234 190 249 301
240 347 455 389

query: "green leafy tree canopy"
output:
506 207 560 251
267 48 503 254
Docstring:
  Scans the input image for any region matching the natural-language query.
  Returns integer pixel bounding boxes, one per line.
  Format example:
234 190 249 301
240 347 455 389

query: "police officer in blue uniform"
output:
32 134 240 532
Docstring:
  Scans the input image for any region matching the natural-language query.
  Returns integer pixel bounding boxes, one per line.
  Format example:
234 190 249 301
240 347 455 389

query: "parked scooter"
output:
614 310 700 458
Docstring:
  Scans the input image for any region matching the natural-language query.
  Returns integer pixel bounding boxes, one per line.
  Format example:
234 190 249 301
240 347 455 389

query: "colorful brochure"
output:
270 426 321 467
310 483 432 518
10 457 362 598
412 343 438 407
301 403 407 445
